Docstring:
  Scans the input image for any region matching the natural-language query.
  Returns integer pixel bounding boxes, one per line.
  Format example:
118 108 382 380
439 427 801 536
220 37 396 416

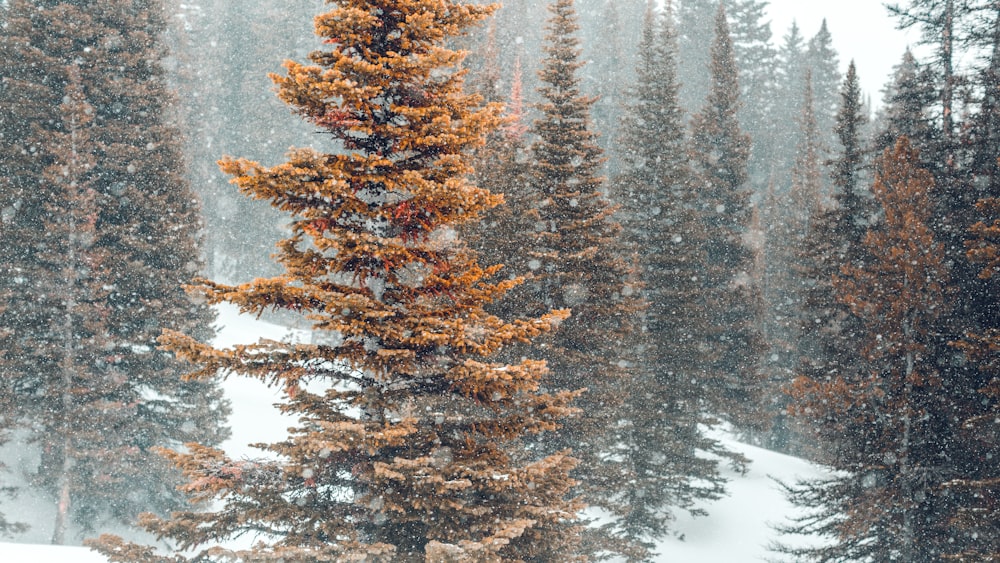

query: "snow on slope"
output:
0 304 828 562
653 434 829 562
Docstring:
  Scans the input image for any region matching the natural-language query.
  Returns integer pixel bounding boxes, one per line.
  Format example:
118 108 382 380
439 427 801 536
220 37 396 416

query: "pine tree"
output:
757 70 824 451
688 2 767 434
887 0 966 144
793 62 873 459
945 191 1000 561
465 58 536 325
874 50 940 159
610 2 727 550
772 20 807 175
0 0 227 542
728 0 778 194
940 11 1000 558
519 0 646 558
91 1 584 560
781 137 959 562
790 72 824 216
968 7 1000 199
805 19 841 193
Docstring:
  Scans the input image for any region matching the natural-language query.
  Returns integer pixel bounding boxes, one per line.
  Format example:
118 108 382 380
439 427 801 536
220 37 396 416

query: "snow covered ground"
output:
0 304 828 562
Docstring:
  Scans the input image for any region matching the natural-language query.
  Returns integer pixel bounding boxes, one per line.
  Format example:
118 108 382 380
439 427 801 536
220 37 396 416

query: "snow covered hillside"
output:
0 305 828 562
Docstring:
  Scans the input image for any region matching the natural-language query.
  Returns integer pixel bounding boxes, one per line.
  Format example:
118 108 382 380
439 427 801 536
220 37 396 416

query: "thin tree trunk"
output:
50 435 73 545
51 282 76 545
900 272 916 562
943 0 954 141
51 101 81 545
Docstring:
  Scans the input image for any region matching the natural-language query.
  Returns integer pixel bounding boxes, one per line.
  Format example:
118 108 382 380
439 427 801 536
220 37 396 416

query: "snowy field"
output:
0 304 828 562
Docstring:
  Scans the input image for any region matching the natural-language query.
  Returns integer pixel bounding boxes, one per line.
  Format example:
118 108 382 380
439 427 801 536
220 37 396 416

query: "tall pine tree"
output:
688 2 767 435
92 1 583 560
611 1 727 551
515 1 647 558
782 138 960 562
793 61 873 459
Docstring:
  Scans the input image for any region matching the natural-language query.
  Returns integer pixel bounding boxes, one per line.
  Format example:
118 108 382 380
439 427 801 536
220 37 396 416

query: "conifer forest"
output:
3 0 1000 561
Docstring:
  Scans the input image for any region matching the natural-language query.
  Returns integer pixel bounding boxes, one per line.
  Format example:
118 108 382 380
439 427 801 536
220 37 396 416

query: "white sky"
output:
765 0 922 106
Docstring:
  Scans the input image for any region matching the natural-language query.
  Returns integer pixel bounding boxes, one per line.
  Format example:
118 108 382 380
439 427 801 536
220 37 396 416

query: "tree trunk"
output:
943 0 954 141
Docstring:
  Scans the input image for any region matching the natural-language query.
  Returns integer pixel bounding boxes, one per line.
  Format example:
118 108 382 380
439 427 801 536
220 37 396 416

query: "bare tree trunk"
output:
943 0 954 141
900 274 916 562
51 98 81 545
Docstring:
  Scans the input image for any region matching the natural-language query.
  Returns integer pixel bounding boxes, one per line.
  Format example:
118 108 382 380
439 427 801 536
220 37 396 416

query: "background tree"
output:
805 19 841 196
688 2 768 435
793 61 873 458
757 70 824 451
0 0 228 543
464 57 538 326
729 0 780 195
782 138 959 562
610 2 728 552
162 0 322 285
92 1 584 560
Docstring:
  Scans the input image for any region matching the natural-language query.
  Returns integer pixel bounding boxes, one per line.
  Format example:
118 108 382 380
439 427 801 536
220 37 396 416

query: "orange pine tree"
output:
91 1 582 561
781 137 957 561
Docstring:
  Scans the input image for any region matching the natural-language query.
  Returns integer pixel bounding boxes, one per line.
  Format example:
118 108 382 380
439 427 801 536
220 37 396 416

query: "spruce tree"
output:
941 11 1000 559
729 0 779 194
91 1 583 560
874 50 940 160
521 0 646 558
688 2 767 434
770 20 808 189
887 0 964 143
0 0 227 542
805 19 841 191
757 71 824 451
611 2 726 549
781 138 959 562
793 62 873 459
465 58 536 325
946 191 1000 561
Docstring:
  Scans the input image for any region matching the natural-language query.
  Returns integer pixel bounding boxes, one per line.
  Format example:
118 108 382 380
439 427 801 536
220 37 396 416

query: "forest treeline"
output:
0 0 999 561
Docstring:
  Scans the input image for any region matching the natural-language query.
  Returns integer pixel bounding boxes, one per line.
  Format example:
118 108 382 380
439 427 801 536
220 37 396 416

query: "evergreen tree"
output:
967 7 1000 199
887 0 966 143
758 71 824 451
769 20 808 191
611 2 727 550
729 0 779 195
516 0 647 558
790 72 825 215
874 50 940 161
91 1 583 560
781 138 959 562
794 63 873 454
0 0 227 542
805 19 841 193
465 58 536 324
946 191 1000 561
688 2 767 434
941 10 1000 558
